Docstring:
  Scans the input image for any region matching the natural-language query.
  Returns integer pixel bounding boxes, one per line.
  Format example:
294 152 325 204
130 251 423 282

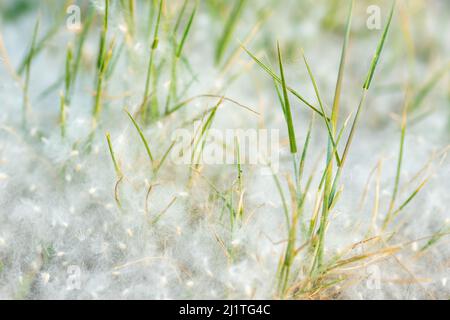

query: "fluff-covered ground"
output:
0 0 449 299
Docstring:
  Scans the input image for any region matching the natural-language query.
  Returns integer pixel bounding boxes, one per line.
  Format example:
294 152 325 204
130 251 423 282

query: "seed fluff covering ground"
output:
0 0 449 299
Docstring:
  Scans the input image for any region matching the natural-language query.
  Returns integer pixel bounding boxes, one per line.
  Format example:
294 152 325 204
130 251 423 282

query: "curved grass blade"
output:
125 110 154 167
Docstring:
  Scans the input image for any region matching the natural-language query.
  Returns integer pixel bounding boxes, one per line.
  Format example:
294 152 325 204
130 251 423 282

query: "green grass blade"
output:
331 0 353 127
106 132 123 178
386 98 408 220
71 7 95 89
363 0 395 90
298 114 314 184
23 16 40 126
59 92 66 138
241 45 325 119
154 141 176 174
142 0 163 117
17 14 62 75
383 178 429 228
152 0 163 50
277 42 297 154
301 50 341 165
173 0 189 34
125 110 154 166
64 44 73 104
176 3 197 58
215 0 246 65
411 62 450 111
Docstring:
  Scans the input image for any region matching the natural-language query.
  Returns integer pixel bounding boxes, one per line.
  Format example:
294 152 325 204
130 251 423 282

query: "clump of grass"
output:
249 0 402 297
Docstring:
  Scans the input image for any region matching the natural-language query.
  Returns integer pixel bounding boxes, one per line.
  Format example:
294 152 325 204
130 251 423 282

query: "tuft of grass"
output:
313 0 354 271
329 0 396 197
